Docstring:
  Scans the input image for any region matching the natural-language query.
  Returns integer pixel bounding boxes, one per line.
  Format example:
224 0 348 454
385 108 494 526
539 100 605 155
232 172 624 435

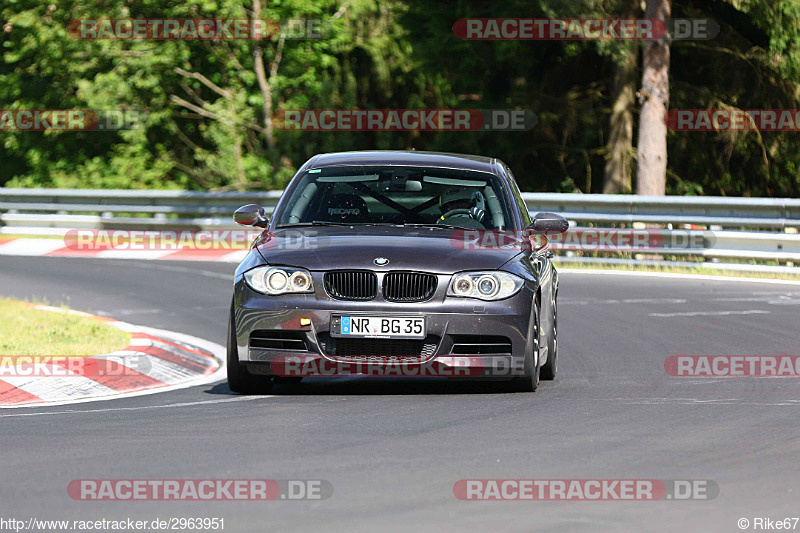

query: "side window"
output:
505 166 531 226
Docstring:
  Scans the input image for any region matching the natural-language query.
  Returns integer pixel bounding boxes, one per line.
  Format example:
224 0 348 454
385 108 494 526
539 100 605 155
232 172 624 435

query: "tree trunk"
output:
603 0 639 194
635 0 670 196
252 0 275 151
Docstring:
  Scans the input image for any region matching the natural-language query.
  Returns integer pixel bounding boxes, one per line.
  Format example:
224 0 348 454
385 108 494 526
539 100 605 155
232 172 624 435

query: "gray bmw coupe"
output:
228 151 568 393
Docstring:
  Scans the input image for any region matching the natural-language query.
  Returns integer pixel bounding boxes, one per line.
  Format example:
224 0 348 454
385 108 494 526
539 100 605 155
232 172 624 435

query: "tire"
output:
226 302 274 394
540 289 558 381
510 299 540 392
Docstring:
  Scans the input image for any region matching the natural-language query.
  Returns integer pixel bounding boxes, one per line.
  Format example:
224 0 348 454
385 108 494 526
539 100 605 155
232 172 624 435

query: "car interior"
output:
281 167 509 230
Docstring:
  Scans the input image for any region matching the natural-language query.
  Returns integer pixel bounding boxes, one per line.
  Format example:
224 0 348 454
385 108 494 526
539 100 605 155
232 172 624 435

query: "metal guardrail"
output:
1 188 799 265
521 193 800 230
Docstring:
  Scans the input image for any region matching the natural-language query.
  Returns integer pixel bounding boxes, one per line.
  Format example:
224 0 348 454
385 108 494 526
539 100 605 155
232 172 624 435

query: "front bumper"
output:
232 273 535 379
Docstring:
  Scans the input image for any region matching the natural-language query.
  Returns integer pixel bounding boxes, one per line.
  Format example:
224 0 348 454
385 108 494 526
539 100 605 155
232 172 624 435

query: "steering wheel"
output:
440 208 471 220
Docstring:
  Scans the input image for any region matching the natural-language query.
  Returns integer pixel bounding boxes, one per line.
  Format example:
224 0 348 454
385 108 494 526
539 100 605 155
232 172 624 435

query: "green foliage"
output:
667 0 800 197
0 0 799 196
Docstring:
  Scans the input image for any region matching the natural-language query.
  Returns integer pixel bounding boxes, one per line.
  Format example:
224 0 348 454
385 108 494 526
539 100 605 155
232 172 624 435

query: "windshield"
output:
275 165 513 230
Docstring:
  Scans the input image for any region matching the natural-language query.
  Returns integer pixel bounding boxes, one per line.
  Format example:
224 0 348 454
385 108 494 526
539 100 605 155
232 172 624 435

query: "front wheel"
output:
510 300 540 392
227 302 274 394
541 290 558 380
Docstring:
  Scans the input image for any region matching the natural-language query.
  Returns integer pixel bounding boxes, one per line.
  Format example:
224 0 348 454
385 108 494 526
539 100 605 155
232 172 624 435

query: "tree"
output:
2 0 799 197
602 0 638 194
636 0 670 196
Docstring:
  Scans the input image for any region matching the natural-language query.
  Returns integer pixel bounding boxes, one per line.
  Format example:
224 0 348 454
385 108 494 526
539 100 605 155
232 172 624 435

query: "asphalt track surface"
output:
1 255 799 533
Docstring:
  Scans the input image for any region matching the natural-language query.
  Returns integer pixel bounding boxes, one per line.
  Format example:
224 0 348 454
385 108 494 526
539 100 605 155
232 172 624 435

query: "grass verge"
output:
0 298 131 356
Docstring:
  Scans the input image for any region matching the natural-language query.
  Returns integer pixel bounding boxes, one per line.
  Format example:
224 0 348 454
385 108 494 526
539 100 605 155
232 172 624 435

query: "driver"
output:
438 188 486 227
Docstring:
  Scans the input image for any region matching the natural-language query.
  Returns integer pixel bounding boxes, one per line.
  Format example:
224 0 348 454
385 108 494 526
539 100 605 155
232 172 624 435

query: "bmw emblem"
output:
373 257 390 266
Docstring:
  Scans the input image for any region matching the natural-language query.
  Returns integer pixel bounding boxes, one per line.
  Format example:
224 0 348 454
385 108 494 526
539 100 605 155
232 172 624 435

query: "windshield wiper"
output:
404 222 463 230
278 221 358 227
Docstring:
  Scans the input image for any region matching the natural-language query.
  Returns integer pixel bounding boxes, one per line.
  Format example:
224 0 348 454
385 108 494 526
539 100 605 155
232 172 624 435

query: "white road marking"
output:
52 259 233 280
96 249 174 260
135 263 232 279
33 304 92 317
712 296 800 305
617 398 800 406
648 309 770 317
747 291 800 295
712 297 781 302
619 398 738 405
560 269 800 286
0 395 266 418
95 308 166 317
560 298 687 305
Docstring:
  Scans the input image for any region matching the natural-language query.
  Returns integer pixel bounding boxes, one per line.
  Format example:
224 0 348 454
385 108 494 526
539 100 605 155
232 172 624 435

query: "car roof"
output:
307 150 503 175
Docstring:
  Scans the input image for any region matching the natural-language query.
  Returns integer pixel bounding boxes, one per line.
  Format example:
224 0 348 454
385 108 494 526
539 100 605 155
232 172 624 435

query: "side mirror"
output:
528 212 569 234
234 204 269 228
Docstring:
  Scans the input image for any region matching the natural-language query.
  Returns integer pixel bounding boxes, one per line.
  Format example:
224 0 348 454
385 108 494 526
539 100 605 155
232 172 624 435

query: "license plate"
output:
332 316 426 339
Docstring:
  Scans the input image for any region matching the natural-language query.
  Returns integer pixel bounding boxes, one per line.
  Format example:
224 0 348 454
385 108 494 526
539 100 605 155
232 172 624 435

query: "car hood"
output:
253 226 525 273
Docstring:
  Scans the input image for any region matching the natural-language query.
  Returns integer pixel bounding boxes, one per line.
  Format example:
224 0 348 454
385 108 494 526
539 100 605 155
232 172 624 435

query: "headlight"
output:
447 271 524 301
451 274 474 296
244 266 314 295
